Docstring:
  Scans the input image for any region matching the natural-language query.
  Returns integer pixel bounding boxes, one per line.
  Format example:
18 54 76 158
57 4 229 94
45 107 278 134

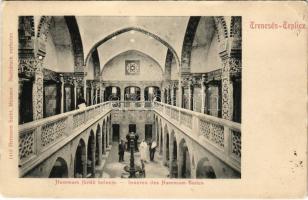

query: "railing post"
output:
35 126 42 154
192 115 199 137
66 116 73 136
224 126 231 156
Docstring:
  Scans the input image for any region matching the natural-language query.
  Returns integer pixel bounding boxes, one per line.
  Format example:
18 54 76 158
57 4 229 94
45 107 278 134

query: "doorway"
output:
112 124 120 142
19 81 33 124
129 124 136 133
145 124 152 142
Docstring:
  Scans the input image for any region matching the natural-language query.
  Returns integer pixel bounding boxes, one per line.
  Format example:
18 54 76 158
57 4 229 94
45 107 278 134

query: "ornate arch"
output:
101 49 164 74
164 49 174 80
64 16 84 72
18 16 35 57
229 16 242 54
181 16 229 74
196 157 217 178
85 27 181 72
181 16 201 74
36 16 84 72
48 157 68 178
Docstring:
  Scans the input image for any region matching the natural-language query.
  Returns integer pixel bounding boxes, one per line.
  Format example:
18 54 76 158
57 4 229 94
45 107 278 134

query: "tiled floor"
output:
101 142 169 178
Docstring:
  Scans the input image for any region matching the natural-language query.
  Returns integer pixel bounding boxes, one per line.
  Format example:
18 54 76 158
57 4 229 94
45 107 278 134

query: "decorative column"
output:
83 68 87 100
82 152 87 178
188 78 193 110
161 88 165 103
95 86 99 105
59 74 64 113
98 134 102 166
91 139 96 177
140 86 145 102
120 86 124 101
221 57 236 120
109 121 112 146
91 82 94 106
170 84 174 106
73 77 77 109
169 137 173 176
166 86 170 104
173 83 178 106
177 81 182 108
32 62 44 120
101 86 105 102
201 74 206 114
106 125 109 148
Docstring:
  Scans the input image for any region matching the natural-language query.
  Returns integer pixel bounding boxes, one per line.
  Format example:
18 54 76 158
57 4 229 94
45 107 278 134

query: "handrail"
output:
19 100 241 175
153 100 241 171
153 101 241 131
19 101 111 132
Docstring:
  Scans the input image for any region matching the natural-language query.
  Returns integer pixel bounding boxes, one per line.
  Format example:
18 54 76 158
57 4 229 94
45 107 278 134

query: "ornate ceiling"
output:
76 16 190 67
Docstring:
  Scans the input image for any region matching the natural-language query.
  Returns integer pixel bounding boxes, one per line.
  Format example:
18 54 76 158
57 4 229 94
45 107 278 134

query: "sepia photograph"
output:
1 1 307 198
18 16 242 179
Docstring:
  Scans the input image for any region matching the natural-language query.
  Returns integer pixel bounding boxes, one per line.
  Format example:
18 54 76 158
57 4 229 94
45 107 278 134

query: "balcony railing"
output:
153 101 241 171
109 101 153 110
19 100 241 175
18 101 112 176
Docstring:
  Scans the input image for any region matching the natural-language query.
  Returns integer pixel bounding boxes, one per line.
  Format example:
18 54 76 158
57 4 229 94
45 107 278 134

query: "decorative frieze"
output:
43 68 60 82
37 16 52 57
229 58 242 78
18 57 40 78
181 69 222 89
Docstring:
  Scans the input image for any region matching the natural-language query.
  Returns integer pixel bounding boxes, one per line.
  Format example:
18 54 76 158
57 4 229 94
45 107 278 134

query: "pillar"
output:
187 78 192 110
109 120 112 146
83 69 87 101
166 87 170 104
91 139 96 177
169 136 174 176
221 57 235 120
177 82 181 107
32 68 44 120
121 87 124 101
140 87 144 101
95 87 99 105
73 78 77 109
170 85 174 106
60 74 64 113
201 74 206 114
82 153 87 178
163 133 167 165
106 124 109 148
177 143 182 178
102 128 106 155
161 88 165 103
98 134 102 165
91 83 94 106
101 87 105 102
